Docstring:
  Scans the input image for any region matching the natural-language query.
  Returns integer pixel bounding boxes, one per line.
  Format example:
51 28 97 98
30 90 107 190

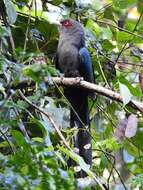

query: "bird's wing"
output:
79 47 94 82
54 53 62 73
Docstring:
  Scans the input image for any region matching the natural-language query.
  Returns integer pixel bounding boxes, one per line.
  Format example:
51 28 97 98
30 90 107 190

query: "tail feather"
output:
64 87 92 178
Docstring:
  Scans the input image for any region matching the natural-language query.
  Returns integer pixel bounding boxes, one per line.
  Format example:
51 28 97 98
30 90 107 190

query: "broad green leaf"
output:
22 64 42 82
104 7 115 21
86 19 101 37
101 27 113 40
113 0 137 8
125 22 136 31
47 66 58 76
95 138 120 151
117 31 131 42
119 82 133 105
3 0 17 24
59 147 94 177
133 129 143 152
124 140 138 156
92 0 103 10
119 77 142 97
11 130 30 151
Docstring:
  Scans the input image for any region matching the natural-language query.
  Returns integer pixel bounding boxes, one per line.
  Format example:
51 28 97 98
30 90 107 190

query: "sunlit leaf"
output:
119 82 133 105
114 118 127 141
125 114 138 138
113 0 137 8
59 147 94 177
123 149 134 163
3 0 17 24
119 77 142 97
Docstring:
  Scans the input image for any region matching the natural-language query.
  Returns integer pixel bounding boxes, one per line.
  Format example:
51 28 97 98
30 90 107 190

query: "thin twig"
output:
95 19 143 40
22 0 34 61
96 3 112 14
13 108 30 140
96 3 113 20
115 13 143 63
92 43 143 71
0 129 15 154
18 89 71 150
18 89 106 190
95 103 117 127
94 148 127 190
96 49 110 88
92 45 141 76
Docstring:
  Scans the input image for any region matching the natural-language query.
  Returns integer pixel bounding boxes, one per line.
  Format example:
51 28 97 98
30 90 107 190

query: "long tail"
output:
64 87 92 178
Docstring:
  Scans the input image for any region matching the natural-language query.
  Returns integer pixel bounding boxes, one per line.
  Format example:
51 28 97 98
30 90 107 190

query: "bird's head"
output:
58 19 84 35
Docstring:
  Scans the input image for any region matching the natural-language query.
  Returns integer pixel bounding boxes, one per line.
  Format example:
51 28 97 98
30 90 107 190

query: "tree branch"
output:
18 89 71 150
95 19 143 40
47 77 143 112
12 77 143 112
18 89 106 189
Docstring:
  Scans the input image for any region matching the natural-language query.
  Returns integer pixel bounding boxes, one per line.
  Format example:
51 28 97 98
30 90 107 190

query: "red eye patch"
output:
60 20 72 27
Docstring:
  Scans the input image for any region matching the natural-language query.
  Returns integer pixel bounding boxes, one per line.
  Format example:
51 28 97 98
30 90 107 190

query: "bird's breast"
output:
57 44 80 77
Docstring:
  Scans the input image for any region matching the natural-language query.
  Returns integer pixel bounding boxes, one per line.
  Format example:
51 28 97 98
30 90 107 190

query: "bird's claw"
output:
75 77 83 83
58 73 64 84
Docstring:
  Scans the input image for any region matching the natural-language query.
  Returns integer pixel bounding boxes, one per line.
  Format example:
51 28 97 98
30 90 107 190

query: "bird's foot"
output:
75 77 83 83
59 74 64 84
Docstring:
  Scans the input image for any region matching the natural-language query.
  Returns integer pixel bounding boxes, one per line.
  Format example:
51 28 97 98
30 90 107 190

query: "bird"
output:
55 19 94 178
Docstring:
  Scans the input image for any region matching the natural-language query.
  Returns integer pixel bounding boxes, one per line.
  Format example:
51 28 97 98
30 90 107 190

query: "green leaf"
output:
95 137 120 151
92 0 103 10
102 40 115 52
101 27 113 40
119 82 133 105
11 130 30 151
117 31 131 42
104 7 115 21
113 0 137 9
132 174 143 186
59 147 94 177
125 22 136 31
86 19 101 37
119 77 142 97
47 66 58 76
22 64 42 82
3 0 17 24
0 26 10 37
137 0 143 13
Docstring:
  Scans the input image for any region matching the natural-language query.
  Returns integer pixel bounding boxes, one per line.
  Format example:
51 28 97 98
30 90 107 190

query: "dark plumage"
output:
56 19 93 178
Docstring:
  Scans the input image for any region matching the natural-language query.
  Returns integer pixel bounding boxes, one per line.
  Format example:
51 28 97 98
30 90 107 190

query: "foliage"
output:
0 0 143 189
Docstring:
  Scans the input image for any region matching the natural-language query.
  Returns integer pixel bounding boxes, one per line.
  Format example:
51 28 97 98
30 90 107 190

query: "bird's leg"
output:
58 73 64 84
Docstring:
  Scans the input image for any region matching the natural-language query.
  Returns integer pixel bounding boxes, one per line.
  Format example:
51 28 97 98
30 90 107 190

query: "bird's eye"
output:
64 21 69 25
61 20 72 27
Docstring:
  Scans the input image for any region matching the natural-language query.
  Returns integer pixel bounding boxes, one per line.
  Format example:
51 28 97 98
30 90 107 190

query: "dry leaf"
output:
125 114 138 138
